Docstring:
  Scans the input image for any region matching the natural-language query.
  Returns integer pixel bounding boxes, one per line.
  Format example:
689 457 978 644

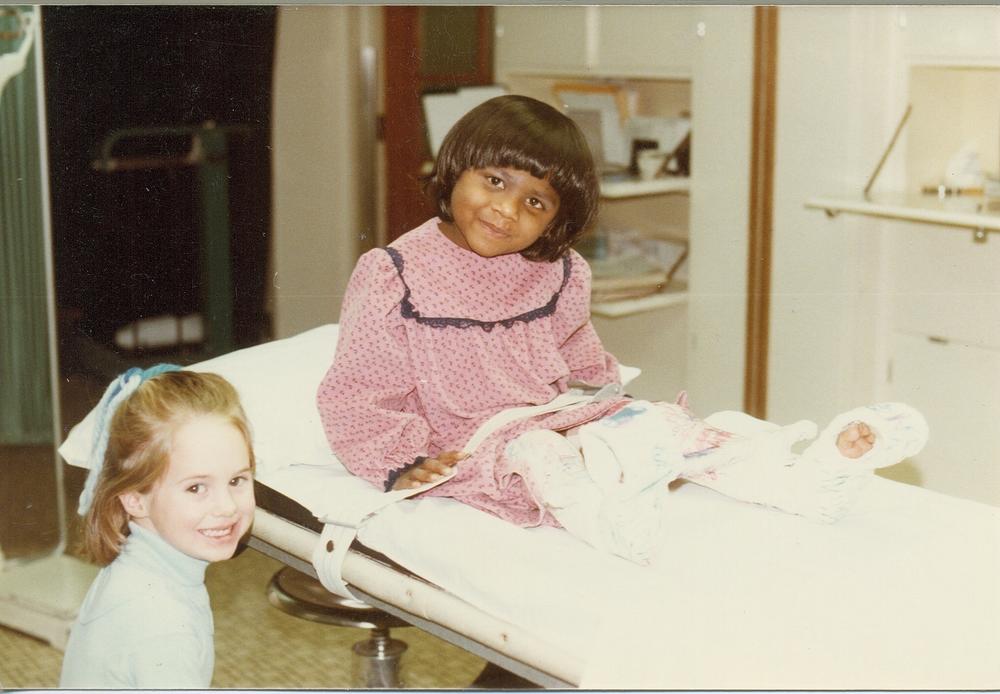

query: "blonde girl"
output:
60 366 255 688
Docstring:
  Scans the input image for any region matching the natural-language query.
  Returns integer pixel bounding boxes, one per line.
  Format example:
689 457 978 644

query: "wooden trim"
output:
475 6 494 84
383 7 423 241
382 7 495 241
744 6 778 419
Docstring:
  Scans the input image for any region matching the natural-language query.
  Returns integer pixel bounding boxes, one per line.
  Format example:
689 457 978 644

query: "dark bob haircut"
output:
423 94 600 262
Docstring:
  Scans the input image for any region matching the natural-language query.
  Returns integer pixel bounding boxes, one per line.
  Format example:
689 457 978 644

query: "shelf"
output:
805 194 1000 234
600 176 690 199
502 68 693 81
591 287 688 317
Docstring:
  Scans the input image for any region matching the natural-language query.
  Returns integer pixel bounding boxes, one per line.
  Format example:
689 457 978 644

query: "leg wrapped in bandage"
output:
681 419 860 522
506 422 670 566
689 403 928 523
576 400 685 498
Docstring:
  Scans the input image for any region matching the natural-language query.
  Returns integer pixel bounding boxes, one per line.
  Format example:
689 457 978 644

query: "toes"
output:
836 425 856 448
853 423 877 454
855 421 874 442
836 421 878 459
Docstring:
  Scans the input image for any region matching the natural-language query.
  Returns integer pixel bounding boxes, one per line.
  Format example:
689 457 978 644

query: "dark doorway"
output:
42 6 276 375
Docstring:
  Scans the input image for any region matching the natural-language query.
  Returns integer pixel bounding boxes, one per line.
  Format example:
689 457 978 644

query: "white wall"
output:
270 6 379 339
767 6 900 427
685 6 754 414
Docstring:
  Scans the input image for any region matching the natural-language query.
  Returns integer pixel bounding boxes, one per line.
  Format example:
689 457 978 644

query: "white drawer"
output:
886 331 1000 506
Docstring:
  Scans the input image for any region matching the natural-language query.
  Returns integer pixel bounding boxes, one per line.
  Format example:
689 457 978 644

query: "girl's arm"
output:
555 251 622 387
317 250 435 491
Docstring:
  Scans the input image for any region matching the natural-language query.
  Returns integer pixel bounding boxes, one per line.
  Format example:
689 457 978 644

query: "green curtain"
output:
0 6 55 445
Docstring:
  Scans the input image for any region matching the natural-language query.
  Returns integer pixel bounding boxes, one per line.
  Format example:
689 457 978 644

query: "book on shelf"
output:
591 271 669 303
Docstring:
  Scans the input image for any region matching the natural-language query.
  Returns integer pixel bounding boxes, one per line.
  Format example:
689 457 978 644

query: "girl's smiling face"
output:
122 414 254 563
440 167 560 258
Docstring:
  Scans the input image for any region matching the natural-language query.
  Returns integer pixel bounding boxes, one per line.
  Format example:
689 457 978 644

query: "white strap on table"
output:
311 386 621 598
311 473 453 597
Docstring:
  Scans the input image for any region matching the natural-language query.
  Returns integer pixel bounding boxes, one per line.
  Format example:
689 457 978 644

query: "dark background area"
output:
42 6 276 370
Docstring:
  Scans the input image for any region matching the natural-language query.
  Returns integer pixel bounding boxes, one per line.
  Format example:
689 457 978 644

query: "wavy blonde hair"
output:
81 370 254 565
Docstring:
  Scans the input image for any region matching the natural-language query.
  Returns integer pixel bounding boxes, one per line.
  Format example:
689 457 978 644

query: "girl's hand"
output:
391 451 466 490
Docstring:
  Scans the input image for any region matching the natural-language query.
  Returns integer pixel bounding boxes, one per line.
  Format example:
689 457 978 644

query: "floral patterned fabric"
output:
317 218 627 526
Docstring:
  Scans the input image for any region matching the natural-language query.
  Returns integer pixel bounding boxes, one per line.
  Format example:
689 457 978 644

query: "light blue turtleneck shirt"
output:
60 522 214 688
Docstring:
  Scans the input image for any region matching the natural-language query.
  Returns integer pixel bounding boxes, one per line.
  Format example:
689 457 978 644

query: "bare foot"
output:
836 421 876 459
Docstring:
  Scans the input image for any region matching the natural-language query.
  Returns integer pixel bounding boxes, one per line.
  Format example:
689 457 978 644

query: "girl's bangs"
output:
468 136 583 194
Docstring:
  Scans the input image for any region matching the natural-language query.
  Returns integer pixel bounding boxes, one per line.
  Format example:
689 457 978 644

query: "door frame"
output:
382 7 494 241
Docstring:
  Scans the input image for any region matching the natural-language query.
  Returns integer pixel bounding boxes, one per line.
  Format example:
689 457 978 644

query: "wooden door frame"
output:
744 6 778 419
383 7 425 242
382 7 494 241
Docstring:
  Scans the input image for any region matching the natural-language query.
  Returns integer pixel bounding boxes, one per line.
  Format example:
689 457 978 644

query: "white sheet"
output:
60 325 1000 689
265 464 1000 689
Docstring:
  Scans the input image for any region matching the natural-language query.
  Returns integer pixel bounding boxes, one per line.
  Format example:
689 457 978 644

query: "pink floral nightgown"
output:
316 218 631 526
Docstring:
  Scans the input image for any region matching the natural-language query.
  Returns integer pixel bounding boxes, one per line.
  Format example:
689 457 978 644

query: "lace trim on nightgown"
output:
384 247 572 332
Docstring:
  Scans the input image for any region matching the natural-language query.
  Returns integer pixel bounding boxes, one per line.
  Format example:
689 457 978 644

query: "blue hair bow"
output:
77 363 183 516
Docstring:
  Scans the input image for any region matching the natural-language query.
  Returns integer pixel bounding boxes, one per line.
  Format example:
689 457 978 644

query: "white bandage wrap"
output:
507 428 665 566
802 402 929 470
696 403 929 523
576 400 684 498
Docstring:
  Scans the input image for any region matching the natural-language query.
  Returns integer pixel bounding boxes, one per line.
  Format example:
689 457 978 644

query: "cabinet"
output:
882 222 1000 507
494 15 694 398
590 168 691 400
493 7 592 75
591 302 687 402
494 6 695 79
886 333 1000 507
494 7 756 405
800 22 1000 505
594 6 696 78
590 148 692 400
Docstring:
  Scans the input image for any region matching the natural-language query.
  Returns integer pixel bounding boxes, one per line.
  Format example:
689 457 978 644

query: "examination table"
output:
60 324 1000 689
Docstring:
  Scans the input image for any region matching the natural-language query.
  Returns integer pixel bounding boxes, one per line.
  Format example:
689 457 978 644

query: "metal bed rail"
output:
248 506 580 689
